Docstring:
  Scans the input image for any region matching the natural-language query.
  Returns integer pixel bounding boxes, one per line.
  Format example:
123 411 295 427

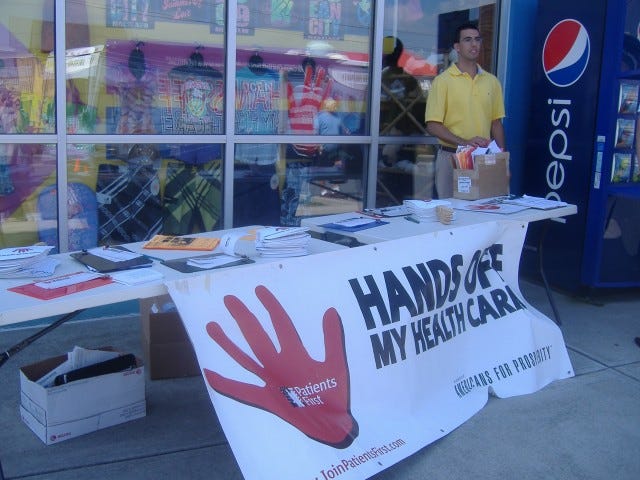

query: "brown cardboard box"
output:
453 152 510 200
139 295 200 380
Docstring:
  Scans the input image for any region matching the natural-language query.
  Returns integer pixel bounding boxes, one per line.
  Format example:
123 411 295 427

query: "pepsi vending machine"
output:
522 0 640 292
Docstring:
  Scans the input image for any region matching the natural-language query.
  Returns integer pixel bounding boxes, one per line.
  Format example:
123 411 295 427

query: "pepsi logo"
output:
543 19 590 87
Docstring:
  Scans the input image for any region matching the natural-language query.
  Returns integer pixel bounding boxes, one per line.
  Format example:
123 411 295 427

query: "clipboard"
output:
320 218 389 232
162 253 255 273
70 246 154 273
361 206 410 217
9 272 113 300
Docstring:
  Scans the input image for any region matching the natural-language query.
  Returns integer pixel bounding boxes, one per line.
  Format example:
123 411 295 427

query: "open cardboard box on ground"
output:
453 151 510 200
139 294 200 380
19 347 146 445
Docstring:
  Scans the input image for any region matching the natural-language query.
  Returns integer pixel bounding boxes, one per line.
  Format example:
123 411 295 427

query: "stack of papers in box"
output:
36 346 121 388
403 199 452 222
0 245 55 278
255 226 311 257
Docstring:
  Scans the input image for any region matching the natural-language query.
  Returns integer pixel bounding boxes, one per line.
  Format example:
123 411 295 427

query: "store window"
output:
2 1 227 250
1 1 57 250
376 0 499 206
232 3 370 226
0 1 499 250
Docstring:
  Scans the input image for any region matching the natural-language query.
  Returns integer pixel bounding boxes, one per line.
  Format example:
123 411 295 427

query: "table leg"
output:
1 310 82 369
538 220 562 326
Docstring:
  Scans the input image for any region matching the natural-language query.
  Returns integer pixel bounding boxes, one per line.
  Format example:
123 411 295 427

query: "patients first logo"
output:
543 19 590 87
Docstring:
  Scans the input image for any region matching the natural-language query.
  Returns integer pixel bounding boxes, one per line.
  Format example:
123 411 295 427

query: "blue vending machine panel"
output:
522 0 640 291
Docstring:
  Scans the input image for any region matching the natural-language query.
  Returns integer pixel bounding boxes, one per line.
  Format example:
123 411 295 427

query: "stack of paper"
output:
0 245 56 278
33 271 105 289
503 195 568 210
454 197 529 215
110 268 164 286
403 199 453 222
255 226 311 257
186 253 248 269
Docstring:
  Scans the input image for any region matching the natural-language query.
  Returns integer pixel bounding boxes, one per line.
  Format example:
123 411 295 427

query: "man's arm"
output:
490 119 506 150
426 121 489 148
426 121 463 146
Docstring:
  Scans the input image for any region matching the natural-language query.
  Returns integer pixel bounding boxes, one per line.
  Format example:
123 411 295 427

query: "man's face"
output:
454 28 482 62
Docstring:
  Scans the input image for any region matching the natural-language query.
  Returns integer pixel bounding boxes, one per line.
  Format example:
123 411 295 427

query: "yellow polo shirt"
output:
425 64 505 148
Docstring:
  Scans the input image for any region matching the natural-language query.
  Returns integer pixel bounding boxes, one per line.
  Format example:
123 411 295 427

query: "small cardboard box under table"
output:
19 348 146 445
139 294 200 380
453 151 510 200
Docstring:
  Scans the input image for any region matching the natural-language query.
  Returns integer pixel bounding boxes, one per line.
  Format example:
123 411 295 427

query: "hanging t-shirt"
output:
109 47 157 160
0 84 20 196
169 52 224 136
115 81 155 135
234 66 281 165
168 51 223 164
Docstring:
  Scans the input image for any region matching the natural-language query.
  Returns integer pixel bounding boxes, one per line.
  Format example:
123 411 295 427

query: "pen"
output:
405 216 420 224
358 210 383 218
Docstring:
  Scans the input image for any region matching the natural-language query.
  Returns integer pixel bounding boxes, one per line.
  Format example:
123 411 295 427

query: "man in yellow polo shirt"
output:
425 21 506 198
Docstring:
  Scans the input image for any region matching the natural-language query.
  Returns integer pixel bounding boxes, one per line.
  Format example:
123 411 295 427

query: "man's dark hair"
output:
454 22 479 44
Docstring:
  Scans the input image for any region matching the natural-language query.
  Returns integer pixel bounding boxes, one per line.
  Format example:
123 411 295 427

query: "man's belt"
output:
440 145 457 153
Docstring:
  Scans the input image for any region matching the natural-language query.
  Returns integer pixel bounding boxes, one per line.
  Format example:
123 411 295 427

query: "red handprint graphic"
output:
287 63 332 157
204 285 359 449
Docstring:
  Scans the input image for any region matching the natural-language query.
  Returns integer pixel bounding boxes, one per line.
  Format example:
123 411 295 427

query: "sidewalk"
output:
0 279 638 480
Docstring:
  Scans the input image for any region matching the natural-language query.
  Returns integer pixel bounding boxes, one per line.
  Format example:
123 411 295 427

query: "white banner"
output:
166 221 574 480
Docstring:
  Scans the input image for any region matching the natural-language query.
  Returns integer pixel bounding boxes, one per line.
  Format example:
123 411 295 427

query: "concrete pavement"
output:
0 279 638 480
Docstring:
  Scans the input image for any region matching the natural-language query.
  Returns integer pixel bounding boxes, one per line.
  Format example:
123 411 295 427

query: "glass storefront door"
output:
0 1 499 250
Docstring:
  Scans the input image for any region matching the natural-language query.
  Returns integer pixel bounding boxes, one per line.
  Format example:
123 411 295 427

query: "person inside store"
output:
378 36 427 203
379 35 426 167
282 56 331 226
313 97 352 197
425 21 506 199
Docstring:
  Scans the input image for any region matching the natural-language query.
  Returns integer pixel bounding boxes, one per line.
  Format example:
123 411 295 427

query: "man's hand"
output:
466 136 490 148
204 285 359 449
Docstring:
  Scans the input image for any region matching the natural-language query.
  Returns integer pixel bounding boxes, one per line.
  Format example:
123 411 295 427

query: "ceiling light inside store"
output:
306 41 334 57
